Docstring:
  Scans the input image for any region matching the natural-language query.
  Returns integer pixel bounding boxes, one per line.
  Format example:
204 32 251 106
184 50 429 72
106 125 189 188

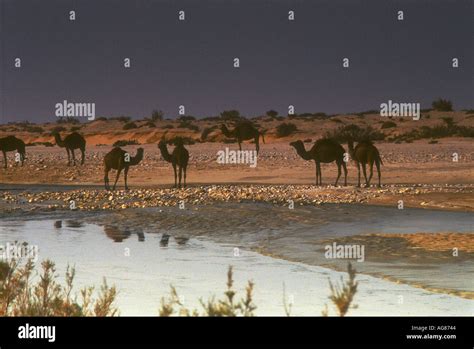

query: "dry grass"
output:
159 266 256 317
322 263 358 317
0 244 118 316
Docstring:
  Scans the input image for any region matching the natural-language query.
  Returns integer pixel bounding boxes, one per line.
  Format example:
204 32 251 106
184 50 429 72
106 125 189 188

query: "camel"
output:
158 138 189 188
290 138 347 186
104 147 144 190
0 136 26 169
220 122 265 154
348 140 383 187
53 132 86 166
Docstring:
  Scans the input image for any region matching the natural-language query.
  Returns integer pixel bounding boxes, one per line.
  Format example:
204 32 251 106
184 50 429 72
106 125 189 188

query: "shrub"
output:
381 121 397 129
159 266 256 317
57 117 80 124
265 110 278 118
0 246 118 316
151 110 164 121
322 263 358 317
220 110 242 121
178 115 196 122
276 123 298 137
24 125 44 133
178 121 199 132
432 98 453 111
327 124 385 142
144 121 156 128
331 118 343 123
111 116 131 123
51 126 67 133
113 139 140 147
161 124 175 129
70 126 82 132
123 122 138 130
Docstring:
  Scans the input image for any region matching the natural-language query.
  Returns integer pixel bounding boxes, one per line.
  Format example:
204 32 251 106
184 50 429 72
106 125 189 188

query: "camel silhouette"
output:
53 132 86 166
104 147 144 190
290 139 347 186
158 138 189 188
348 140 383 187
220 122 265 154
0 136 26 169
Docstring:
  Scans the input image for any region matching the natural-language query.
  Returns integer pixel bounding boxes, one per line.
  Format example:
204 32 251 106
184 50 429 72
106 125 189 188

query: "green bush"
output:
113 139 140 147
381 121 397 129
276 123 298 137
432 98 453 111
123 122 138 130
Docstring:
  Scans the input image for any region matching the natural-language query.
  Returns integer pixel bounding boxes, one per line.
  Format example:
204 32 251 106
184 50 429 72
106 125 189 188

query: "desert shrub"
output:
70 126 82 132
51 126 67 133
151 110 164 121
441 116 454 127
392 124 474 141
220 110 242 121
178 115 196 122
111 116 131 123
161 124 175 129
276 123 298 137
381 121 397 129
159 266 256 317
123 122 138 130
113 139 140 147
432 98 453 111
178 121 199 132
144 121 156 128
265 110 278 118
57 117 80 124
0 246 118 316
322 263 358 317
331 118 343 123
24 125 44 133
327 124 385 142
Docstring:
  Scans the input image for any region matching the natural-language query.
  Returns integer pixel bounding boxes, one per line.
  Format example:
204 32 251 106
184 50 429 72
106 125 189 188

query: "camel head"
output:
289 140 304 151
130 147 144 165
220 124 233 137
52 132 64 147
290 140 312 161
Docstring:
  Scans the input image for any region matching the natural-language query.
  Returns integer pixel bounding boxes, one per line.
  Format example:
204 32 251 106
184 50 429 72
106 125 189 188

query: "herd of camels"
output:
0 121 383 189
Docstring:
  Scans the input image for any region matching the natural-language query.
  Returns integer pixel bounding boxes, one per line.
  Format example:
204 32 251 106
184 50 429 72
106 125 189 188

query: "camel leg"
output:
124 167 129 190
335 161 341 186
317 162 322 186
368 161 374 187
81 148 85 165
113 168 122 191
183 165 187 188
173 163 177 188
2 151 7 169
356 162 361 187
178 166 183 188
71 149 76 166
342 161 348 186
104 168 110 190
362 164 369 187
315 161 318 185
66 148 71 166
376 160 381 187
255 135 260 154
238 141 242 151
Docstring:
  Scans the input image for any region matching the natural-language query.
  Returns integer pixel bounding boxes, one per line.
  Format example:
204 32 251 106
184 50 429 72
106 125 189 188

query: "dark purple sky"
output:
1 0 472 123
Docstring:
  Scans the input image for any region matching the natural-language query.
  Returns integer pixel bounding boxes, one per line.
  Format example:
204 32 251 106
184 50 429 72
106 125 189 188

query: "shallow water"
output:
0 209 473 316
